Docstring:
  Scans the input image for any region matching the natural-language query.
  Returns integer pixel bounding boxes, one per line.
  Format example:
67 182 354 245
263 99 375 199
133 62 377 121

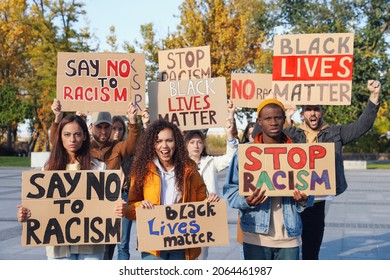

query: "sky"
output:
19 0 184 138
82 0 183 51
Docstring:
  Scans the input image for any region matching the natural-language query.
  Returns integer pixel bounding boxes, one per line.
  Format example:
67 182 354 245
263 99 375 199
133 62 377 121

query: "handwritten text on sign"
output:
21 170 122 247
56 52 146 113
231 73 273 108
136 200 229 251
272 33 354 105
158 46 211 81
238 143 336 196
148 77 228 130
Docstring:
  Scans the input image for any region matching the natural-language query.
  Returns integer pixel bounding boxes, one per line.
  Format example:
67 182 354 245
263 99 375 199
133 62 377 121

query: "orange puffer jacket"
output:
126 161 207 260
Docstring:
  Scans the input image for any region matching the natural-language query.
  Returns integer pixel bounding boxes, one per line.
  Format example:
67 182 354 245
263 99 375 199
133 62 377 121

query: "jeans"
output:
48 253 104 260
117 191 133 260
243 243 299 260
300 200 326 260
141 249 186 260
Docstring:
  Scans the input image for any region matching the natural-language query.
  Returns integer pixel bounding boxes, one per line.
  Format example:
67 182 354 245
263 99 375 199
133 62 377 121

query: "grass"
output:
367 163 390 170
0 156 30 167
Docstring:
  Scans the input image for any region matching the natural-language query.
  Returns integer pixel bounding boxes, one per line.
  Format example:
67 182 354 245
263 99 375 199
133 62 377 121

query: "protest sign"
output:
158 46 211 81
238 143 336 196
56 52 145 113
230 73 273 108
148 77 228 130
21 170 122 247
136 200 230 252
272 33 354 105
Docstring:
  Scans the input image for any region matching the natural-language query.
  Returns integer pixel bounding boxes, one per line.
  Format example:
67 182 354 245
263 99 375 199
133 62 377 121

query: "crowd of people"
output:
17 79 382 260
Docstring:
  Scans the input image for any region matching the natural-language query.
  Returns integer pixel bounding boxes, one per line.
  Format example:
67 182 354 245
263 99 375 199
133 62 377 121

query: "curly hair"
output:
130 119 194 195
45 115 91 170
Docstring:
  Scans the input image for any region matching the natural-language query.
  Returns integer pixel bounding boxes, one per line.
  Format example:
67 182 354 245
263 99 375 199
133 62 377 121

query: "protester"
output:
50 99 140 170
50 99 141 260
184 109 238 259
125 119 219 260
110 115 127 142
241 122 256 143
283 80 381 260
105 115 132 260
223 99 312 260
17 115 125 260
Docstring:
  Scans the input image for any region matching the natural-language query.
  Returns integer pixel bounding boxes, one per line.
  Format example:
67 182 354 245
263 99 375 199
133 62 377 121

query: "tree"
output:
0 0 35 149
0 84 31 148
134 0 273 122
22 0 96 152
265 0 390 151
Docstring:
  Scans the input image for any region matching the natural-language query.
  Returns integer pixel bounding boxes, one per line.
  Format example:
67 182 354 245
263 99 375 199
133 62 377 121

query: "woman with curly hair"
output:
125 119 219 260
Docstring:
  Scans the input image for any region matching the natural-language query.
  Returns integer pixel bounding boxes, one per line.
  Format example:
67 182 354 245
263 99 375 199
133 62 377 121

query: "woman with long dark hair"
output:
17 115 123 260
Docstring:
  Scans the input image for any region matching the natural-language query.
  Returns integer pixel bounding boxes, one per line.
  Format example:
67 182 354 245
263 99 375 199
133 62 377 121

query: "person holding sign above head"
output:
17 114 125 260
184 101 238 260
50 99 141 260
223 99 313 260
277 79 382 260
50 99 141 171
125 119 220 260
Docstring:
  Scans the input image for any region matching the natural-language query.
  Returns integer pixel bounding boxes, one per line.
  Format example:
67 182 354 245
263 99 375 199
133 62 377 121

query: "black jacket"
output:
284 100 379 195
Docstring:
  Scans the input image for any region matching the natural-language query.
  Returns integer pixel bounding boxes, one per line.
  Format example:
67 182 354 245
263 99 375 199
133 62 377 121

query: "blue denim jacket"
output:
223 152 313 238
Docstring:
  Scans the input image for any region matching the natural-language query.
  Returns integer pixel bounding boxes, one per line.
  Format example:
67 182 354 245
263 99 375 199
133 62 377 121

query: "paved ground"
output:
1 167 390 260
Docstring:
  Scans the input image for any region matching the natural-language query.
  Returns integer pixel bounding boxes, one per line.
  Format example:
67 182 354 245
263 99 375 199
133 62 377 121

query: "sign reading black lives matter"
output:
148 77 228 130
21 170 122 247
272 33 354 105
136 200 230 252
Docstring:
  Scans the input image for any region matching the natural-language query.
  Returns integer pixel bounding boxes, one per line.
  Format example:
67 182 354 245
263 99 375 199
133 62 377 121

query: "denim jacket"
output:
223 152 312 238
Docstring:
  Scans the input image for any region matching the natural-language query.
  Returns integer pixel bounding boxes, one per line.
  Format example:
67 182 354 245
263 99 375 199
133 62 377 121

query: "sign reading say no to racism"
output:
21 170 122 247
56 52 146 113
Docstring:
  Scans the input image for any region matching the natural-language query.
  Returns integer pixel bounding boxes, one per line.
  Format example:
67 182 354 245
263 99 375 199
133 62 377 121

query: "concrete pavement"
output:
1 167 390 260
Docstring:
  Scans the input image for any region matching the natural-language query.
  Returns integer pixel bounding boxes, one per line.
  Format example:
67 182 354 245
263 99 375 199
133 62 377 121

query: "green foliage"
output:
1 0 389 155
265 0 390 152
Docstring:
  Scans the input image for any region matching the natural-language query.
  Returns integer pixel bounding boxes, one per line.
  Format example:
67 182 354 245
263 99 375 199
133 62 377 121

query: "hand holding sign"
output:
51 98 63 123
127 102 138 124
245 188 267 206
292 188 309 206
17 205 31 222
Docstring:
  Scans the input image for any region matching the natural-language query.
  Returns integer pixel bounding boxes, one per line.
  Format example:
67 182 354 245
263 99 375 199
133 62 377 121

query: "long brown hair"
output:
130 120 194 195
45 115 91 170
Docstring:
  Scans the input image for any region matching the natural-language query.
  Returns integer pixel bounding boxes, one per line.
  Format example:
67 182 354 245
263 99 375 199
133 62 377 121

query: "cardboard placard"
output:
238 143 336 196
56 52 146 114
136 200 230 252
148 77 228 130
230 73 273 108
158 46 211 81
21 170 122 247
272 33 354 105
